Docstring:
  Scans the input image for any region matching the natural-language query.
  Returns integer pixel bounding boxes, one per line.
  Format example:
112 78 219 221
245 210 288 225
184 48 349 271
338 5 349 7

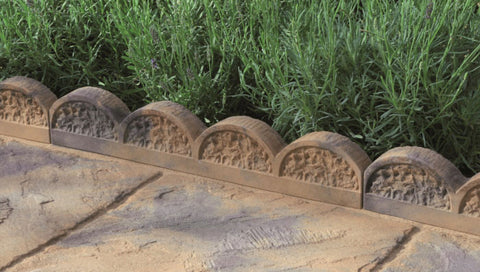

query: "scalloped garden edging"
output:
47 85 368 208
3 76 480 235
0 76 369 208
363 147 480 235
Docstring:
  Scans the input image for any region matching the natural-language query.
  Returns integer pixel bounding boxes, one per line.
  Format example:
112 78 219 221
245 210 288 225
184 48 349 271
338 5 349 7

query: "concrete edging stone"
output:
2 76 480 235
0 76 57 143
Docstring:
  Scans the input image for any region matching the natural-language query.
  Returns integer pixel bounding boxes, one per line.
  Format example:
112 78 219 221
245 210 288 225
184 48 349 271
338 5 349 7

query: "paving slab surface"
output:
0 136 161 270
1 136 480 271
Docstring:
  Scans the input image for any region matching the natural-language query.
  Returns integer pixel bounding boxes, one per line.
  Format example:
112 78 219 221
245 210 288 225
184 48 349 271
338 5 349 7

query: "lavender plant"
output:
1 0 480 175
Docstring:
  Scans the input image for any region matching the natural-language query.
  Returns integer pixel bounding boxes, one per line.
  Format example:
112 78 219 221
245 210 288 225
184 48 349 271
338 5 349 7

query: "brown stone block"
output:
362 146 480 235
274 132 371 191
119 101 206 157
456 173 480 216
50 87 130 142
0 76 57 143
193 116 286 173
273 132 371 208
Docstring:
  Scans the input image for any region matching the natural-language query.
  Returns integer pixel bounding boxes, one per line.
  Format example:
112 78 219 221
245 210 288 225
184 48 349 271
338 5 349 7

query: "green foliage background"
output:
1 0 480 175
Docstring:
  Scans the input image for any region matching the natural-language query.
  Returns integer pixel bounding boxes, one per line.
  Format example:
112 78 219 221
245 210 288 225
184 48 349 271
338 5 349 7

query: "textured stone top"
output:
119 101 206 156
50 87 130 124
365 146 466 194
0 76 57 127
274 131 371 191
0 76 57 107
193 116 286 173
49 87 130 141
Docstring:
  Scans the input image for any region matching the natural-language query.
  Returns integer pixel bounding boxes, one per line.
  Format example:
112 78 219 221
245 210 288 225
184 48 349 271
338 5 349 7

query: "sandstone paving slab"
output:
0 136 162 270
7 169 416 272
381 228 480 272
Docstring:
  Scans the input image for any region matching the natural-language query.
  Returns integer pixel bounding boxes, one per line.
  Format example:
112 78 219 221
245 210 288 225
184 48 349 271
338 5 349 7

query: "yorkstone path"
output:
1 135 480 271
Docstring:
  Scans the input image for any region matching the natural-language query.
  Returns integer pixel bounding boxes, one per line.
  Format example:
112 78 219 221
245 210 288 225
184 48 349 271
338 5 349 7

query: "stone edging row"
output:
1 76 479 236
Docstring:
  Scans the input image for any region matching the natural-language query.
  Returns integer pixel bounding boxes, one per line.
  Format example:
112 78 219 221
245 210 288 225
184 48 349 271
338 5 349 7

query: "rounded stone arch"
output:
193 116 286 173
0 76 57 127
118 101 206 157
49 87 130 141
456 173 480 216
273 132 371 191
364 146 466 211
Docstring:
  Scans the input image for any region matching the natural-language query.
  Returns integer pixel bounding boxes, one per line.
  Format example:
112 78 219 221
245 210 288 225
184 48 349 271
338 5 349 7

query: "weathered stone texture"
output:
0 76 57 130
280 146 358 190
125 115 191 156
368 164 450 210
52 101 117 140
0 197 12 224
195 116 285 173
461 186 480 217
219 225 346 252
5 171 415 272
382 231 480 272
0 90 47 126
200 131 272 172
0 137 160 269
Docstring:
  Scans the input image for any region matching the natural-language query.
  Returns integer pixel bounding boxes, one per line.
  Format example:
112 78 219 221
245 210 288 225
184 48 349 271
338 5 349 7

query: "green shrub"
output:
111 0 258 123
235 0 480 175
1 0 480 175
0 0 144 109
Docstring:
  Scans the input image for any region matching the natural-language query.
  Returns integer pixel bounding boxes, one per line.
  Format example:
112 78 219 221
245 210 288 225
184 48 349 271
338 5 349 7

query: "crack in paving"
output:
0 198 12 224
363 226 420 272
155 188 176 200
39 199 55 205
0 171 163 272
